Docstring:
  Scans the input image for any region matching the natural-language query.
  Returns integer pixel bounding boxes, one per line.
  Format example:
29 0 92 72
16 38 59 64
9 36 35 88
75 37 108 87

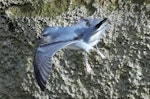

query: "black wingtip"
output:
33 59 46 91
95 18 108 29
34 70 46 91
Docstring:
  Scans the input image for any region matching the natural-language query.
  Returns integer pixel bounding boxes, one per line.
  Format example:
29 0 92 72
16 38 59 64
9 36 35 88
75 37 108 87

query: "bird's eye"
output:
42 33 48 37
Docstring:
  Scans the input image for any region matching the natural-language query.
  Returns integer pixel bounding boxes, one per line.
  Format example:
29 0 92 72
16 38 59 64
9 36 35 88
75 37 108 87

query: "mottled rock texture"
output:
0 0 150 99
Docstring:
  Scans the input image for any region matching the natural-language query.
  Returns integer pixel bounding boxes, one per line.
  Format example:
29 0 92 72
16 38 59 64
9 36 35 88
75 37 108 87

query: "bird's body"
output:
33 17 108 91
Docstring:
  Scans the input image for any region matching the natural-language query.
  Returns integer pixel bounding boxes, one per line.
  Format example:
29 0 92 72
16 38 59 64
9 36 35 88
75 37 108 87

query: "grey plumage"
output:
33 17 108 91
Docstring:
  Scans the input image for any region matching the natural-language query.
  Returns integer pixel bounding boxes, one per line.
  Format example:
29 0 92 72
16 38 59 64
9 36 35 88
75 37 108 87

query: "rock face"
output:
0 0 150 98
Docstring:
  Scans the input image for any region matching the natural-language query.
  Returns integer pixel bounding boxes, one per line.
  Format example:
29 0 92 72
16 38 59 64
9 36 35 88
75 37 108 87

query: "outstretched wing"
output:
33 40 78 91
83 18 108 46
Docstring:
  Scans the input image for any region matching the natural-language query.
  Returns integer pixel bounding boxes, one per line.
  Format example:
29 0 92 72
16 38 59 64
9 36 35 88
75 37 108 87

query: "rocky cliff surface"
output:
0 0 150 99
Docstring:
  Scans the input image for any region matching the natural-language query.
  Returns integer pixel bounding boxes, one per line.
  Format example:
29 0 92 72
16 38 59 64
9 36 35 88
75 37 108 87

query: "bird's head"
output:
39 27 58 46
